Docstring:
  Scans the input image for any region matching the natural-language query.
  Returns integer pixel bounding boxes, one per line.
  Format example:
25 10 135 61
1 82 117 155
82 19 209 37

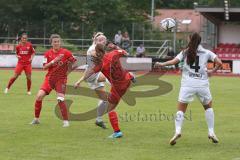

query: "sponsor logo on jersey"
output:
20 51 29 55
189 72 203 79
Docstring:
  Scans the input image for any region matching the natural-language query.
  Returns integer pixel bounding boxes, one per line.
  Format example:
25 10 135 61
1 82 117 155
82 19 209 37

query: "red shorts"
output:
15 63 32 75
40 76 67 95
108 80 131 104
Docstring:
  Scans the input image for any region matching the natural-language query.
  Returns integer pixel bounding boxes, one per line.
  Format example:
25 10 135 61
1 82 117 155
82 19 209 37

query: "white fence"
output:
0 37 171 57
0 54 153 71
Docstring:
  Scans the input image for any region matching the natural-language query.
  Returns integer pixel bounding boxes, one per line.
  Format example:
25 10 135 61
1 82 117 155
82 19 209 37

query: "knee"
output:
98 100 103 106
36 91 45 101
14 74 19 79
98 100 107 105
26 75 31 80
101 95 108 101
57 97 65 103
36 94 44 101
203 104 211 110
107 103 117 112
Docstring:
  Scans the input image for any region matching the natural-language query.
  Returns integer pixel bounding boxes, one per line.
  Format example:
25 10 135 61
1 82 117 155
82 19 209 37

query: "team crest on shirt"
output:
58 61 63 66
27 47 30 50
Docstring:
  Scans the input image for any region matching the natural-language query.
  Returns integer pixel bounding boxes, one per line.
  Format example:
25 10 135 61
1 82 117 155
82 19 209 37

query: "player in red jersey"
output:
74 42 135 138
4 33 35 95
30 34 76 127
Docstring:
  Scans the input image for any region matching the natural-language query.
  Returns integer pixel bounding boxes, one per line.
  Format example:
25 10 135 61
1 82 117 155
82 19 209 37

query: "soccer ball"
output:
160 18 176 31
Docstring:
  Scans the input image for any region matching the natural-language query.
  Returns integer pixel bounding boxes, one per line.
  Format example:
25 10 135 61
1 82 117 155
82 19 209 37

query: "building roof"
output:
195 7 240 23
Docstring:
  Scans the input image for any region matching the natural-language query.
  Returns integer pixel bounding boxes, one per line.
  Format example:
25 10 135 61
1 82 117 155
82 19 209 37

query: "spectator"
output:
121 31 131 54
136 44 145 57
166 47 175 59
168 47 175 56
114 30 122 46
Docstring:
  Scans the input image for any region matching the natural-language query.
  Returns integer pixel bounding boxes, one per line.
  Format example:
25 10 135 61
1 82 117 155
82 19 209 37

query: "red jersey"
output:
43 48 76 79
16 42 35 65
93 49 133 86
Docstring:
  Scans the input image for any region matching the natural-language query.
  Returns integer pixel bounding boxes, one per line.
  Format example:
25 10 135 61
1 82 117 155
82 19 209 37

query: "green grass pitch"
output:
0 69 239 160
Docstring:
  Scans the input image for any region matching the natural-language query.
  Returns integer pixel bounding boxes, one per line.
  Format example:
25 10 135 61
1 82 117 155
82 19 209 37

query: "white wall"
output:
0 55 44 68
219 24 240 44
233 60 240 74
0 55 152 71
0 55 86 69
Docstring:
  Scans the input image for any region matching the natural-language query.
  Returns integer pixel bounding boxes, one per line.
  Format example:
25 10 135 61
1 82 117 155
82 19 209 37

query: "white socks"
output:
96 100 108 122
174 108 215 135
175 111 184 134
205 108 214 134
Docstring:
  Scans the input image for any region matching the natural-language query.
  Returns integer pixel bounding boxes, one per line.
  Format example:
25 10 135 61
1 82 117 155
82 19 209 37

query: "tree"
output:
0 0 152 38
1 0 236 38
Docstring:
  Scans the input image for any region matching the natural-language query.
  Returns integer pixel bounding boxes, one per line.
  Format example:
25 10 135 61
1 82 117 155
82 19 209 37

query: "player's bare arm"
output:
15 48 21 59
155 57 180 68
74 68 95 88
30 54 34 62
29 51 35 62
43 54 64 70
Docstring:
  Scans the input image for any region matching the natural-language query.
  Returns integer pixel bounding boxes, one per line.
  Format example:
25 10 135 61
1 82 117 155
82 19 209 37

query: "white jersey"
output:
86 43 96 68
86 44 98 82
176 45 217 88
85 43 105 90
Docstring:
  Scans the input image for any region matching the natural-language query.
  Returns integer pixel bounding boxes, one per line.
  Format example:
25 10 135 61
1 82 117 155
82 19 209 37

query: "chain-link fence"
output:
0 22 173 40
1 21 189 56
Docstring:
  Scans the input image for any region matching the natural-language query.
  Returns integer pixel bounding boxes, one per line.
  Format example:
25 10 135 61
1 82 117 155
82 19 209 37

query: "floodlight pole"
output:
173 19 177 55
151 0 154 21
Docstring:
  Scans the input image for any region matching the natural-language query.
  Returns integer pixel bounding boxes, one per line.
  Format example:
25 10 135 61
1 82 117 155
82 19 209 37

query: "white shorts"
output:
86 72 105 90
178 87 212 105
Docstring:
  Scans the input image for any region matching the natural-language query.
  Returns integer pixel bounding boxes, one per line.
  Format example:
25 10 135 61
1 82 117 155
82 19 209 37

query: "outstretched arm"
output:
154 57 180 68
74 67 95 88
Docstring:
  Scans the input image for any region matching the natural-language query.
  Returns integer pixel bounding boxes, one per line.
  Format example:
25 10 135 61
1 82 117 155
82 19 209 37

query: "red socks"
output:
7 77 17 89
35 100 42 118
7 77 31 92
27 79 31 92
58 101 68 120
34 100 68 120
108 111 120 132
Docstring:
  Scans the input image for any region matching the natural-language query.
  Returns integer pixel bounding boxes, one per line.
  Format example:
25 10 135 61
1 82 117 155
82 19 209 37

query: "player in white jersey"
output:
84 32 108 129
155 32 222 145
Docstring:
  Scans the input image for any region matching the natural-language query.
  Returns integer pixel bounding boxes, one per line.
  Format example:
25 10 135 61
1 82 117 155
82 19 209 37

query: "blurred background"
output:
0 0 240 73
